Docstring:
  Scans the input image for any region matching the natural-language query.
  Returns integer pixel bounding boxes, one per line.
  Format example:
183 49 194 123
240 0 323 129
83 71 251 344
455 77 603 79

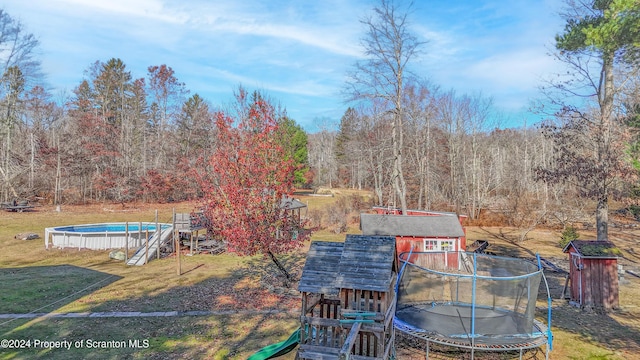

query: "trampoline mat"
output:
396 303 539 345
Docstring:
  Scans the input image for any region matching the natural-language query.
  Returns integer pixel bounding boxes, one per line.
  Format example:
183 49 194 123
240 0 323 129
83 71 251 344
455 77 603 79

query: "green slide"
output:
247 327 300 360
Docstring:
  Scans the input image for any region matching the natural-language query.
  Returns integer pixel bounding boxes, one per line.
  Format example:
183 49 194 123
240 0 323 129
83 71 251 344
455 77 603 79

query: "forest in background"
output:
2 1 640 236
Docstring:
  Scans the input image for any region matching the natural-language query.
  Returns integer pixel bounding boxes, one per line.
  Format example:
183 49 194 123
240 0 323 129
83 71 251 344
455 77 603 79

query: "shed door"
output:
569 253 582 305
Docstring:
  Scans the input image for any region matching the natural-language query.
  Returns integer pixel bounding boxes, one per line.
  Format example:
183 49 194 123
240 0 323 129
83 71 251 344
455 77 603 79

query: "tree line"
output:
309 0 640 243
0 52 309 205
309 91 556 229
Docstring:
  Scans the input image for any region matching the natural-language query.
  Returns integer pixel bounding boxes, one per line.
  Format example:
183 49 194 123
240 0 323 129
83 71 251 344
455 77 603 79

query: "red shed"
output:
562 240 620 311
360 212 466 268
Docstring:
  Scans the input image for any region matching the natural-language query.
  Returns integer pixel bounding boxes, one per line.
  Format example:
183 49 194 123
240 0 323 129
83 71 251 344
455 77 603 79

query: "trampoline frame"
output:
395 251 553 360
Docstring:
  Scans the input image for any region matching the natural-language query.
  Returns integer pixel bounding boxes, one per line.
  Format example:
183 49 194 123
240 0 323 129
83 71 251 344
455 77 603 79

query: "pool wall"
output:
45 222 171 250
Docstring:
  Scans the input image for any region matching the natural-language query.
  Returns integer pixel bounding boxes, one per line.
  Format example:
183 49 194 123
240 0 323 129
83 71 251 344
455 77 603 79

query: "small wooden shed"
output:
297 234 397 359
360 212 466 263
563 240 620 310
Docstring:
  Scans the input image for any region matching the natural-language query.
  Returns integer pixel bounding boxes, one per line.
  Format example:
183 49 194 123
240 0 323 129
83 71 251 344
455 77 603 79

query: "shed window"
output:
423 239 455 252
424 240 438 251
441 240 454 251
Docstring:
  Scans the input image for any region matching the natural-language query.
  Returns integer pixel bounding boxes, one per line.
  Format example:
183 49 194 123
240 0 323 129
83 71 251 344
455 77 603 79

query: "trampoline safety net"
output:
396 251 543 346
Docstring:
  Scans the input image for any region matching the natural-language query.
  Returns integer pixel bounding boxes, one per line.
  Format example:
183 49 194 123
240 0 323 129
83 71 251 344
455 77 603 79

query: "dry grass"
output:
1 195 640 359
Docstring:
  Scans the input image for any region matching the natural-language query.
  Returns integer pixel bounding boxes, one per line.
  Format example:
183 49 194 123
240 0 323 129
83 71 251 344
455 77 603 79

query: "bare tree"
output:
346 0 424 214
437 90 469 214
308 123 337 189
147 64 188 171
0 9 42 86
403 80 440 209
460 93 496 220
0 66 23 201
360 104 394 206
0 9 41 201
23 86 62 195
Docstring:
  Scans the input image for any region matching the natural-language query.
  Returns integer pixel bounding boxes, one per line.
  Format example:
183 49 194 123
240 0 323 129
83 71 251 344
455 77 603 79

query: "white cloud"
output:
182 1 364 58
56 0 190 24
466 50 558 91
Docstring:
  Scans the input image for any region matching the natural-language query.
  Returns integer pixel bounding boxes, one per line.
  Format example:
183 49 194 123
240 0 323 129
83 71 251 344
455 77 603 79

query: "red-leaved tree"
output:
197 92 309 281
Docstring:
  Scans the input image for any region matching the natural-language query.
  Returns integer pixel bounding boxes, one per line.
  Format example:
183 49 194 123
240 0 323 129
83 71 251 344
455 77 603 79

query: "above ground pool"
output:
45 222 171 250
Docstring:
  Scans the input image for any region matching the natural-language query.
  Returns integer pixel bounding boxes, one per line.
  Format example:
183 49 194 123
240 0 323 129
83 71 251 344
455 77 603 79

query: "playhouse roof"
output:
335 234 396 292
360 213 465 238
298 234 396 294
279 196 307 210
298 241 344 295
562 240 620 258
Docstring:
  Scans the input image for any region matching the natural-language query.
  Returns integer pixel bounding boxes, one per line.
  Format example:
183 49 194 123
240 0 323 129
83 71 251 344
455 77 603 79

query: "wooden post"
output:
138 221 142 248
174 208 181 275
156 210 160 260
124 222 129 263
176 227 182 275
189 227 194 256
145 226 149 265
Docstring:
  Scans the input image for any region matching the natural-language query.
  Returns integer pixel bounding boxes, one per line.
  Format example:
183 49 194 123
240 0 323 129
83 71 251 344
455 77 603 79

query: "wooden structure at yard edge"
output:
1 199 35 212
297 234 397 360
562 240 620 310
173 211 207 255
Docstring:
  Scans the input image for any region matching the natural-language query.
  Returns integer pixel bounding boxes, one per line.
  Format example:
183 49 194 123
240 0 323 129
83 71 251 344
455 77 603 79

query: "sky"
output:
3 0 566 132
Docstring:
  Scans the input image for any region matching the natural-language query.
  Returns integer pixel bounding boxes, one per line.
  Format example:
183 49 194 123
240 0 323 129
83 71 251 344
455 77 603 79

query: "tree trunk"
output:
596 192 608 241
596 52 614 241
393 108 408 214
267 250 292 284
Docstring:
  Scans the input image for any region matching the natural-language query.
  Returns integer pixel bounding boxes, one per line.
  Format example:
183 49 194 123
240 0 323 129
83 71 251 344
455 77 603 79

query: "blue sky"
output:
4 0 564 132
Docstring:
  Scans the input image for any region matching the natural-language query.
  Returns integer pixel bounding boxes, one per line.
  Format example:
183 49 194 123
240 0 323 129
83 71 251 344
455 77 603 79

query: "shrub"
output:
348 194 372 212
559 225 579 249
307 209 324 229
629 204 640 220
325 203 347 234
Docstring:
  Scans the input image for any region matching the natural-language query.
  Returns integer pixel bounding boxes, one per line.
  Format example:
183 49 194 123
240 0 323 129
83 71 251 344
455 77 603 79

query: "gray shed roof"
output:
298 235 396 294
360 213 465 238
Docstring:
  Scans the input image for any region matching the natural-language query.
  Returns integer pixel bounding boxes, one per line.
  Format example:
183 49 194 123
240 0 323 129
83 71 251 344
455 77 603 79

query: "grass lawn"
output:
1 313 298 360
1 196 639 359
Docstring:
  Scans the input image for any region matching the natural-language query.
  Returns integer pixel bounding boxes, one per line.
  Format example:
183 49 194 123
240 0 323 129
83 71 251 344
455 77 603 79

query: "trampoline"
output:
395 251 553 359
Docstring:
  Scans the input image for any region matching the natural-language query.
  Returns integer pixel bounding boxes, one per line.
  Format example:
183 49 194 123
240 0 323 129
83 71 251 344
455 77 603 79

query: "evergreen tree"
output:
538 0 640 240
277 116 310 188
